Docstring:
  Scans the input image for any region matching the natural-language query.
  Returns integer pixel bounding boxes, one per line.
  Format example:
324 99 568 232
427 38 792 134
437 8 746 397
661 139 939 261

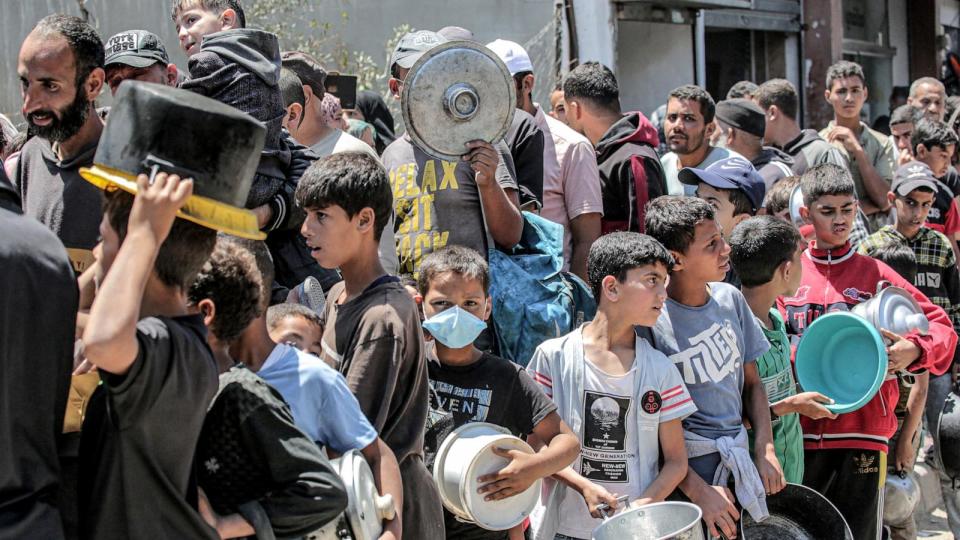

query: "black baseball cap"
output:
892 161 939 196
390 30 447 70
715 98 766 138
281 51 327 98
679 156 766 212
104 30 169 68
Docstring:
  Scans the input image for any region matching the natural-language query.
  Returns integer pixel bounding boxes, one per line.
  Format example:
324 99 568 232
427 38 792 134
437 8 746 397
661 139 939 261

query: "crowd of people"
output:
2 1 960 540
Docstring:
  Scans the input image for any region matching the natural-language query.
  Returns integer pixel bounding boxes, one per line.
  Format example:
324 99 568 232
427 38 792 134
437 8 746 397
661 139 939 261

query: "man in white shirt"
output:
660 84 741 196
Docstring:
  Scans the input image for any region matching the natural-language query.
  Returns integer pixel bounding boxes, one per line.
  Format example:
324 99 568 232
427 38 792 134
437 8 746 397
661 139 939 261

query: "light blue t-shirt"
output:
640 282 769 439
257 343 378 453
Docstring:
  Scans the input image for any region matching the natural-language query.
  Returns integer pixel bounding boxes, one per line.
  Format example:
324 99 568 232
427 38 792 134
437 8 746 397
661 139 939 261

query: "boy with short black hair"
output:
415 245 580 540
227 236 403 540
527 232 696 540
188 240 348 539
729 216 839 486
820 60 896 228
641 196 781 540
778 163 957 540
266 302 324 356
297 152 444 538
78 174 219 540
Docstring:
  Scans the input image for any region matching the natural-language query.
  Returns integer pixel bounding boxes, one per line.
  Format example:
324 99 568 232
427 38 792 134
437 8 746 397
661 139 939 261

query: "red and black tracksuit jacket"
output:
777 242 957 453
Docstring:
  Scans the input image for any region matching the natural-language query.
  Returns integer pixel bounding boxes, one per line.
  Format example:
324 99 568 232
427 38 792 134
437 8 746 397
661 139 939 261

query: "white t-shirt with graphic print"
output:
529 328 696 539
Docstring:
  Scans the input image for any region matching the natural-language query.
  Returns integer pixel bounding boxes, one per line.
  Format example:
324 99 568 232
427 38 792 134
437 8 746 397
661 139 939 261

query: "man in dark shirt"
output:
562 61 668 234
0 167 78 540
14 14 105 274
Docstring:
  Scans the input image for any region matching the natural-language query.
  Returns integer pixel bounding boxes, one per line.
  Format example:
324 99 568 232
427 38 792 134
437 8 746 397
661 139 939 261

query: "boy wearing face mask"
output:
417 245 581 540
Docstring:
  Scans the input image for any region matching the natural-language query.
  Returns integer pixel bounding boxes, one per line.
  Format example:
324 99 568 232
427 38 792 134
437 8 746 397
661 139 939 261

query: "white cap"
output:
486 39 533 75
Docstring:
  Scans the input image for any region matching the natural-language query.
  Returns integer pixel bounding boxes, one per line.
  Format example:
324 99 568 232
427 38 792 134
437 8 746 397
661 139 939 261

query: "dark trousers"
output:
804 448 887 540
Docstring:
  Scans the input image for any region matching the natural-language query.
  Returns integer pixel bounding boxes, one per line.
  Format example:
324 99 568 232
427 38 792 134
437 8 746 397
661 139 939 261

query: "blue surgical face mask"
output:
422 305 487 349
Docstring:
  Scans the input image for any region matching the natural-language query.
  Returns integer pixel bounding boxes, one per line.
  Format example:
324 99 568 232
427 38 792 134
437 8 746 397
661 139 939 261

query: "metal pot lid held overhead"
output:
401 40 516 161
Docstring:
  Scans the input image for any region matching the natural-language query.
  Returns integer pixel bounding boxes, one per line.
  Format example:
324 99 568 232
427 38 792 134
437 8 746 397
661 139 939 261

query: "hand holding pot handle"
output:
881 329 922 372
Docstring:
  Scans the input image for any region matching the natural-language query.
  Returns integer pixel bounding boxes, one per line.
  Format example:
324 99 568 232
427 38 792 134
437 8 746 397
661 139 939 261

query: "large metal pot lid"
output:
854 286 929 337
401 40 516 161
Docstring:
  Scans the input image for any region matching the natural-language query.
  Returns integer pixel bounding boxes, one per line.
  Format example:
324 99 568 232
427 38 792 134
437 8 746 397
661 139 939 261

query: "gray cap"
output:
104 30 169 68
892 161 939 196
390 30 447 70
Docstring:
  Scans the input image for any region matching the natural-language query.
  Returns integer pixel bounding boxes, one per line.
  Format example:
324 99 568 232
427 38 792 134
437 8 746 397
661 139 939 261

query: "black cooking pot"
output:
739 483 853 540
938 387 960 479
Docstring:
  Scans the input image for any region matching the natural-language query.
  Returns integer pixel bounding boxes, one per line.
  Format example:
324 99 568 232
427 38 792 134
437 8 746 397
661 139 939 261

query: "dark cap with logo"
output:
715 98 766 138
390 30 447 70
892 161 939 196
679 156 767 212
104 30 169 68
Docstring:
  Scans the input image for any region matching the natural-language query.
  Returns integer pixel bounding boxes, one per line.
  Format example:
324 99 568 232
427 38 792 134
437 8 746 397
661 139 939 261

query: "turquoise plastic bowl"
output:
795 312 888 414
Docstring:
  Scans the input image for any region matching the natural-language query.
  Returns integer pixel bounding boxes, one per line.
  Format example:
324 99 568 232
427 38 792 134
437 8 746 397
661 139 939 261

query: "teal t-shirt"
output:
749 309 804 484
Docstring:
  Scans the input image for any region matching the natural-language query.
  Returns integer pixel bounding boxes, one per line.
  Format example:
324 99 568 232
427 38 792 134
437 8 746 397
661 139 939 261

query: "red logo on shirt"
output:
641 390 662 414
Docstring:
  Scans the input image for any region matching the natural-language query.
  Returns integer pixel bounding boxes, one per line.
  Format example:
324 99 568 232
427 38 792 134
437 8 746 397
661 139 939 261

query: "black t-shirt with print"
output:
78 315 220 540
425 353 556 540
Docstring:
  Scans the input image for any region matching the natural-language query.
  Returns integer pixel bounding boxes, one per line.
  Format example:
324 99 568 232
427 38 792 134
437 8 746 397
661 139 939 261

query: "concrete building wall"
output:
616 21 694 117
0 0 555 119
889 0 910 86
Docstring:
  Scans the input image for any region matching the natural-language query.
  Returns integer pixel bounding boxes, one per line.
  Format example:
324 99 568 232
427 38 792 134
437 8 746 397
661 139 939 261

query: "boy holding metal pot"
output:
778 163 956 540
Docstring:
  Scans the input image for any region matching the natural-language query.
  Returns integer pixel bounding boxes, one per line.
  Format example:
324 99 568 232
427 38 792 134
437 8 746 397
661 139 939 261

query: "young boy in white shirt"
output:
527 232 696 540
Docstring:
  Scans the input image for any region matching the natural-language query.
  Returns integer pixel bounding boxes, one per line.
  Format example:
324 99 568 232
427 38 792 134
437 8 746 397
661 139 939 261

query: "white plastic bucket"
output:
432 422 542 531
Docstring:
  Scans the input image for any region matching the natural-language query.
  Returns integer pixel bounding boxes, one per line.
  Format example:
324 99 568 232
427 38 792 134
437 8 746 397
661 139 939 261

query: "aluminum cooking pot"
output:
401 40 516 161
740 483 853 540
306 449 395 540
883 471 921 525
851 284 929 342
788 185 805 229
592 501 705 540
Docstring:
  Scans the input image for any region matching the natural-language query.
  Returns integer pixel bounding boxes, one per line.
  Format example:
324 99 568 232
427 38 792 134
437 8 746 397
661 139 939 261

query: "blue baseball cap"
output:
679 156 766 212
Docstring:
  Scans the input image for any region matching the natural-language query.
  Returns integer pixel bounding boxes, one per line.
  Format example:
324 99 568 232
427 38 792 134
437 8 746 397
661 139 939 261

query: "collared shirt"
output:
532 104 604 270
858 225 960 332
819 121 896 208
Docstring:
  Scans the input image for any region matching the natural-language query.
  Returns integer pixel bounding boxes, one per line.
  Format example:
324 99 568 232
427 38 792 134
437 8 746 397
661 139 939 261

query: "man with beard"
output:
15 14 105 275
562 61 666 234
660 85 741 196
909 77 947 122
